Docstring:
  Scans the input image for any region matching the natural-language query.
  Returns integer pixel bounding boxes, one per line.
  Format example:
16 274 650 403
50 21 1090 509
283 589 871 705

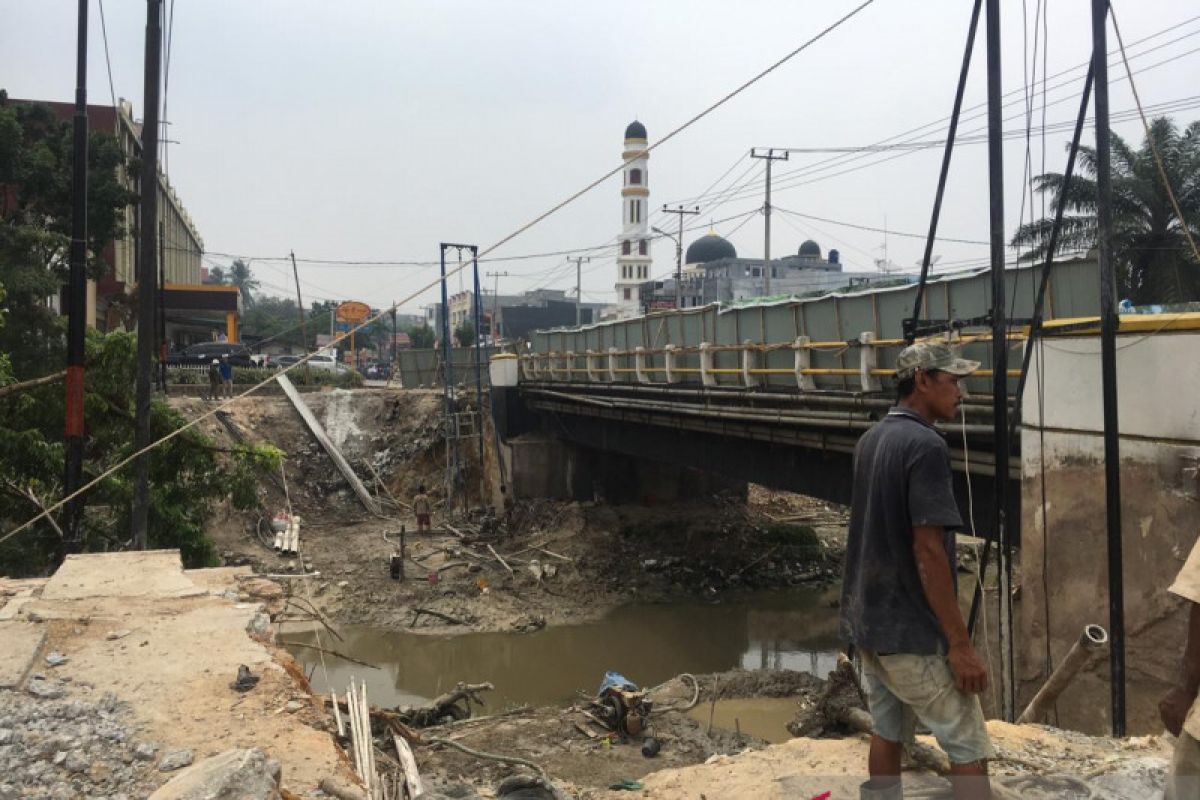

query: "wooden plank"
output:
276 374 381 515
393 733 425 798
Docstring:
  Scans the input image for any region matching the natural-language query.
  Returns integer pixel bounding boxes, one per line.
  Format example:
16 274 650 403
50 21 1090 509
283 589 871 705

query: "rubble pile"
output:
0 686 165 800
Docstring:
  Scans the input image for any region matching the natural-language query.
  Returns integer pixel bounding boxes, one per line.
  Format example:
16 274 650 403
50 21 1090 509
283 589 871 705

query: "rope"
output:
0 1 878 550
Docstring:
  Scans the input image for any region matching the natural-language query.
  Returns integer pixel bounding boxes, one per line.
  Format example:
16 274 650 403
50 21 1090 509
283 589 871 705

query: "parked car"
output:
273 355 302 369
365 362 392 379
304 354 351 374
166 342 253 367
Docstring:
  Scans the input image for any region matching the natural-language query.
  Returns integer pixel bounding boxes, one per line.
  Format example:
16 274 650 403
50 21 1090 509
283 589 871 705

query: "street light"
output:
652 226 681 308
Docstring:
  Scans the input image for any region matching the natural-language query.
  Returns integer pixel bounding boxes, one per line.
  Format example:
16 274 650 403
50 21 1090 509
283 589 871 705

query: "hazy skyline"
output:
4 1 1196 317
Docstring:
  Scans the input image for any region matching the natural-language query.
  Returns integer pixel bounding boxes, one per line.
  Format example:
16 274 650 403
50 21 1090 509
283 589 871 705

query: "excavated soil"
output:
177 390 848 635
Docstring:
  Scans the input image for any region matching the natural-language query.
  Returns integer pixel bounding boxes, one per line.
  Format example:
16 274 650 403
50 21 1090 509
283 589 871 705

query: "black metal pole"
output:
1092 0 1125 737
131 0 162 550
157 219 167 393
390 306 397 374
439 245 455 501
908 0 983 340
984 0 1015 722
63 0 90 558
968 61 1095 639
471 249 485 468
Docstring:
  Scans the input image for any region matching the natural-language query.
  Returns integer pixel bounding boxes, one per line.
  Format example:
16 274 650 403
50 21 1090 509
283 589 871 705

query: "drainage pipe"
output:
1016 624 1109 724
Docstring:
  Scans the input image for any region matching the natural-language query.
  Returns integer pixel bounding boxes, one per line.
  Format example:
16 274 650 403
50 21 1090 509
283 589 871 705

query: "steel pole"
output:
764 154 773 296
984 0 1014 721
909 0 983 339
131 0 162 550
471 250 485 470
63 0 90 557
675 216 683 308
1091 0 1125 737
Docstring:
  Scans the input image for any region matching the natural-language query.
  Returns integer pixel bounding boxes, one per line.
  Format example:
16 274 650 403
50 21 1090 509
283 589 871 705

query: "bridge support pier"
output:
504 433 745 504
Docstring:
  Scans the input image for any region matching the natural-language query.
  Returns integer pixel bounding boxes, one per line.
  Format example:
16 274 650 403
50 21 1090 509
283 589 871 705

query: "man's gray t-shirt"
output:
839 406 963 655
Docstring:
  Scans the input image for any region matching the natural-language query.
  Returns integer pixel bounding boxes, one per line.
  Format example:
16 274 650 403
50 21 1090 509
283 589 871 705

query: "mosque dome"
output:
798 239 822 258
685 233 738 264
624 120 647 140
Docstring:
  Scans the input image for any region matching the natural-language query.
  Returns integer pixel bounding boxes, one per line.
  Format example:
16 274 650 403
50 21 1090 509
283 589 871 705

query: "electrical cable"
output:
97 0 117 112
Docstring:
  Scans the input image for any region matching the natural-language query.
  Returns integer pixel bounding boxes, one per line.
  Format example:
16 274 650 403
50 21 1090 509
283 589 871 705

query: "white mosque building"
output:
613 120 652 316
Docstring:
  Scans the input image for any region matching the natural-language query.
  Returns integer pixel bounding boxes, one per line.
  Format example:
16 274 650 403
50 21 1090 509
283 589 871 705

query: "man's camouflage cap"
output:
894 341 980 380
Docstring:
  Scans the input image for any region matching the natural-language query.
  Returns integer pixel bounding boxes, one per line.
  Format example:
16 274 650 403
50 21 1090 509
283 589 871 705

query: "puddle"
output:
687 697 801 744
284 588 842 711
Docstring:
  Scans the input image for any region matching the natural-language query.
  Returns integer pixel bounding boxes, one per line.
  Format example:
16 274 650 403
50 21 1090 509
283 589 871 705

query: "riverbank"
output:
181 392 849 636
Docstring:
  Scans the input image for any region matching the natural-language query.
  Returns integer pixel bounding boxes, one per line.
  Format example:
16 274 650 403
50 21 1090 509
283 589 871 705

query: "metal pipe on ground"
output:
1017 624 1109 724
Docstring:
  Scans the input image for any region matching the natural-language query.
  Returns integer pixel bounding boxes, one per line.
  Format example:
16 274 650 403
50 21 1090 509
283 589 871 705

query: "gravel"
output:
0 685 166 799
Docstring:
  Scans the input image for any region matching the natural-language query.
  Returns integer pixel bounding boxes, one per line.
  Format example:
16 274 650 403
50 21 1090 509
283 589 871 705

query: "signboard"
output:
336 301 371 324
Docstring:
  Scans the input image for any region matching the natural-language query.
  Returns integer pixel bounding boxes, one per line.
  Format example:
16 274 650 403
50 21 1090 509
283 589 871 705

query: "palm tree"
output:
227 259 260 308
1011 117 1200 305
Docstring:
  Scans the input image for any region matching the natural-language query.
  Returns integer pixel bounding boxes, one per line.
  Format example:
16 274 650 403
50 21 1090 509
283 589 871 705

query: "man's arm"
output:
1160 602 1200 736
913 525 988 694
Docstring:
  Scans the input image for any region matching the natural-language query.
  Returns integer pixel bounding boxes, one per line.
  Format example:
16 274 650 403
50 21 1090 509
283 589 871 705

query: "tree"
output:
0 330 280 576
1011 116 1200 305
227 259 260 308
0 97 279 576
408 324 435 349
454 322 475 347
206 265 227 284
0 97 137 377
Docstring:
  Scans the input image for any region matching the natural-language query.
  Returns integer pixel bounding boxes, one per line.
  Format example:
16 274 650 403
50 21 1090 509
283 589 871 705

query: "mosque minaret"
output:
615 120 652 312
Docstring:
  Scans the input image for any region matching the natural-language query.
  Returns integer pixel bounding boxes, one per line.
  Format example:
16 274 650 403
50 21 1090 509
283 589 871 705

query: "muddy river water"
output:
285 587 842 730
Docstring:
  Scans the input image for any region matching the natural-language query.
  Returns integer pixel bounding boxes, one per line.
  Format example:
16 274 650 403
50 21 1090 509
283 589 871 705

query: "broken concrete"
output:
148 747 282 800
0 621 45 689
3 550 350 797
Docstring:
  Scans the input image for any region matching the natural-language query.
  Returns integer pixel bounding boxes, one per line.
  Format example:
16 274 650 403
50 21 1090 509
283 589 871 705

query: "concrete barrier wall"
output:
396 347 495 389
527 257 1100 394
1019 328 1200 733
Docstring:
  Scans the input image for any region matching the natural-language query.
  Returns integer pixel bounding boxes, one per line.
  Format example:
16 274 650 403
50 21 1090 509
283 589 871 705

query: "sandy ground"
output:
2 551 350 798
585 721 1174 799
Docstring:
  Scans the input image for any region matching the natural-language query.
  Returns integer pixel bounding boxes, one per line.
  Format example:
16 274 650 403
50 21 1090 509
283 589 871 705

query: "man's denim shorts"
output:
860 650 994 765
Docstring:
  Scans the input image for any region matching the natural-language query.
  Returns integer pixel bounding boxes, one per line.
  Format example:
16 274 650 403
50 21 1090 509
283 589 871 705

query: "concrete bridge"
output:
494 257 1108 540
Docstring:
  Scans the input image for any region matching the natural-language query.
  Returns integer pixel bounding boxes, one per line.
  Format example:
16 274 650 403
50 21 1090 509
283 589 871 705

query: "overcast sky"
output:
4 0 1196 316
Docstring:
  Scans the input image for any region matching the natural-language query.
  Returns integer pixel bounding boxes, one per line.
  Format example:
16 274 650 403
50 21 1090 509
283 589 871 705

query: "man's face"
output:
915 368 964 422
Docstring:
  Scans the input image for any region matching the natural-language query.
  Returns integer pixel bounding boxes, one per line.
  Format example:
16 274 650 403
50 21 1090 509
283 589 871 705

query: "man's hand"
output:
1160 685 1195 736
948 641 988 695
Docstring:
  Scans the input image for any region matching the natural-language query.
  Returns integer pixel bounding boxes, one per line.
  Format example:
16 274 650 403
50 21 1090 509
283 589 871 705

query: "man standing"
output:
206 358 221 402
218 355 234 399
412 485 432 533
1160 537 1200 799
840 342 992 800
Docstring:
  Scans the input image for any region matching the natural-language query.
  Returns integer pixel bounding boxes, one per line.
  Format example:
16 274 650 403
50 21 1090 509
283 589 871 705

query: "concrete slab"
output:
0 621 46 688
41 550 195 600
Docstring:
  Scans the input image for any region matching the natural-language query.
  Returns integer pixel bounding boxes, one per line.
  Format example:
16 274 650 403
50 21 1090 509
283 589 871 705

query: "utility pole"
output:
486 271 510 343
1091 0 1125 737
750 148 789 296
131 0 162 551
568 256 590 326
290 250 309 380
660 205 699 308
390 305 397 371
63 0 90 557
157 220 167 393
984 0 1015 723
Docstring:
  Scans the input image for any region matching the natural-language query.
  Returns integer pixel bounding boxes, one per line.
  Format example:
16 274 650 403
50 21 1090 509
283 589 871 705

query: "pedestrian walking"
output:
413 485 431 533
218 355 234 399
1160 536 1200 799
840 341 993 800
206 358 221 401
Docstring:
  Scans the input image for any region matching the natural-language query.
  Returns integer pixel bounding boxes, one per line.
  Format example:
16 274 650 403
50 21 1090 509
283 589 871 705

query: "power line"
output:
96 0 117 111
